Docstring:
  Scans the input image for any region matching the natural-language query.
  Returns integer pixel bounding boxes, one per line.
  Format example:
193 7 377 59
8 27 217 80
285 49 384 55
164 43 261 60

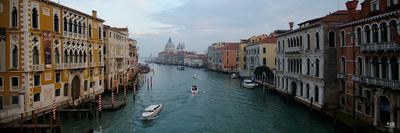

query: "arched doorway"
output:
71 76 81 99
291 81 297 96
379 96 391 123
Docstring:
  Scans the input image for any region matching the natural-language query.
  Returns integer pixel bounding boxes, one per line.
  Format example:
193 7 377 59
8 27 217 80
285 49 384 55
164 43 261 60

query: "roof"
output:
215 43 239 50
256 35 277 43
42 0 105 22
129 38 136 41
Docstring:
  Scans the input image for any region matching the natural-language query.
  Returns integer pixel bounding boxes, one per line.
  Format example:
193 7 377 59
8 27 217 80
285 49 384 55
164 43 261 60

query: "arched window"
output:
89 24 92 38
288 39 290 48
68 19 72 32
99 27 102 39
380 22 388 42
300 82 303 96
63 17 68 31
372 24 379 43
99 51 102 62
357 57 363 75
64 50 68 63
365 25 371 43
277 41 280 52
12 45 18 68
79 51 82 63
390 57 399 80
73 20 77 33
283 59 285 72
306 84 310 98
69 51 73 64
12 7 18 27
32 8 38 29
54 14 59 32
82 22 86 34
307 59 310 75
300 59 303 74
33 46 39 65
389 20 397 42
83 51 87 63
365 56 372 76
282 40 285 51
329 31 335 47
78 23 82 34
300 36 303 46
307 34 311 50
89 51 93 62
315 59 320 77
341 57 346 73
74 51 78 63
316 32 320 49
315 86 319 102
340 30 345 46
381 57 388 79
55 48 60 64
372 56 380 78
296 37 299 46
357 27 362 45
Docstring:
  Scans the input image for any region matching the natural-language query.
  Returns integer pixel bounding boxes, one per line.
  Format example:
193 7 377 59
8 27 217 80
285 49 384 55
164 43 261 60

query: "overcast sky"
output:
52 0 361 57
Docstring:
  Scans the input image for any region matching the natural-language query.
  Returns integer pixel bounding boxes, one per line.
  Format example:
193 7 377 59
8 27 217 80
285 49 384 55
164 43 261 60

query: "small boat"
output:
93 126 106 133
199 68 205 71
242 79 255 89
177 66 184 70
191 86 198 94
192 74 199 79
231 73 238 79
142 104 163 119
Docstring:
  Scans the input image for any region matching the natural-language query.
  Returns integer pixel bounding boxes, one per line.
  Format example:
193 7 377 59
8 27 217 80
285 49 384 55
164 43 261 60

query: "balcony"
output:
284 46 303 54
100 62 104 66
11 86 18 91
32 64 44 71
352 74 360 82
337 72 346 80
360 42 400 52
359 75 400 90
55 64 64 69
63 63 69 69
89 62 96 67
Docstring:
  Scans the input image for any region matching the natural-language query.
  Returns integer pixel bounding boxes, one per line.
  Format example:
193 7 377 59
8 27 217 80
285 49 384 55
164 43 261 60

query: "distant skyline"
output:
52 0 361 57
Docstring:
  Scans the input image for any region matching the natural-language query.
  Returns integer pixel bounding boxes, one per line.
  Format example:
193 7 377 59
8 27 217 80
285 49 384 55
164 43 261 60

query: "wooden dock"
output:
102 101 126 110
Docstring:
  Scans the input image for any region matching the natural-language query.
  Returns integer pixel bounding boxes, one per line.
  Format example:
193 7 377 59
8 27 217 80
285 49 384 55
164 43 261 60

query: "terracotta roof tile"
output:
216 43 239 50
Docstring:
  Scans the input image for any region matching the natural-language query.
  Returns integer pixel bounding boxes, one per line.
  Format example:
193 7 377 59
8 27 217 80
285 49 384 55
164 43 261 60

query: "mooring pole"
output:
66 100 69 119
20 113 23 132
50 114 53 133
99 95 102 118
310 97 313 118
43 111 45 124
35 114 37 133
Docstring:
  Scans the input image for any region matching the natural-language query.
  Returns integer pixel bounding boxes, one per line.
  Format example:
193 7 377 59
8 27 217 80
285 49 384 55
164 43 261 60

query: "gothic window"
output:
79 51 82 63
341 57 346 73
99 51 102 62
89 24 92 38
78 23 82 34
389 20 397 42
307 34 311 50
64 50 68 63
73 20 77 33
329 31 335 47
357 57 363 75
83 22 86 34
340 30 345 46
68 19 72 32
306 84 309 98
307 59 310 75
315 59 320 77
357 27 362 45
372 24 379 43
372 56 380 78
381 57 388 79
390 57 399 80
12 7 18 27
74 51 78 63
365 56 372 77
315 32 320 49
300 36 303 46
33 46 39 65
83 52 87 63
54 14 59 32
99 27 102 39
381 22 388 42
32 8 38 29
12 45 18 68
69 51 73 64
282 40 285 51
89 51 92 62
55 48 60 64
365 25 371 43
315 86 319 102
63 17 68 31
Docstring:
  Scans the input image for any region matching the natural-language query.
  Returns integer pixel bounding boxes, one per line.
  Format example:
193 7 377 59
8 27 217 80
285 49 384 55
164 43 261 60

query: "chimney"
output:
92 10 97 18
346 0 358 21
289 22 294 31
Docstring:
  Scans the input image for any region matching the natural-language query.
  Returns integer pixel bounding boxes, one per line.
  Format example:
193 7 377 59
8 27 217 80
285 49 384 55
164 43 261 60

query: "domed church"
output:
164 37 175 53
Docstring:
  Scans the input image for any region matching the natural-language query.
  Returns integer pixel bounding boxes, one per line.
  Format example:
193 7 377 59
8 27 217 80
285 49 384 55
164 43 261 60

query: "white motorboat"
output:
142 104 162 119
192 74 199 79
191 86 198 94
243 79 255 89
199 68 205 71
231 73 238 79
177 66 184 70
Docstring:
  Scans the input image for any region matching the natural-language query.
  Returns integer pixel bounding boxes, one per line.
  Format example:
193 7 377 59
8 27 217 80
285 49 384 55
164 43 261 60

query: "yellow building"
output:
0 0 105 122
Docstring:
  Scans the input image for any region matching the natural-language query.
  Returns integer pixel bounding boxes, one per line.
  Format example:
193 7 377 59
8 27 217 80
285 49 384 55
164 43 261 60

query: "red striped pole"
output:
151 76 152 86
134 84 136 100
99 95 101 118
117 83 119 94
112 90 114 107
147 78 149 88
53 99 56 119
124 86 126 99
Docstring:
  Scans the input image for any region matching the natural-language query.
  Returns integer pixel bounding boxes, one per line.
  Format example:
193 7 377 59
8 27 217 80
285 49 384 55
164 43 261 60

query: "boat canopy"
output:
145 105 160 111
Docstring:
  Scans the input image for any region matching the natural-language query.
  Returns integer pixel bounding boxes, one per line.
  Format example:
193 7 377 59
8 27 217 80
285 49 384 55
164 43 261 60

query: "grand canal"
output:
60 63 338 132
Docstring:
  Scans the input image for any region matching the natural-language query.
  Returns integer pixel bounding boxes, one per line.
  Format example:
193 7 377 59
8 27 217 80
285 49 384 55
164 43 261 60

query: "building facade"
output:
274 10 351 109
215 43 239 72
337 0 400 129
0 0 105 122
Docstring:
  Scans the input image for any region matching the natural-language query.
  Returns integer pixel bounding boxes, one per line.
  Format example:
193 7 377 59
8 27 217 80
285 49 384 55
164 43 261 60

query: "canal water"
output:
60 63 338 133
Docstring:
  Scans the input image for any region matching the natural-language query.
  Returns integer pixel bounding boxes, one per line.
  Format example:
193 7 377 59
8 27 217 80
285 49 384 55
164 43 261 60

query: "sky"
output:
51 0 362 57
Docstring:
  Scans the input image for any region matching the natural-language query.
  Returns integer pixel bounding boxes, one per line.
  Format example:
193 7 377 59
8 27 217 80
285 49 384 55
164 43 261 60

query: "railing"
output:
0 86 3 91
352 74 360 82
337 72 346 80
100 62 104 66
284 46 303 54
359 75 400 90
360 42 400 52
32 64 44 71
10 86 18 91
63 63 69 69
55 64 64 69
89 62 96 67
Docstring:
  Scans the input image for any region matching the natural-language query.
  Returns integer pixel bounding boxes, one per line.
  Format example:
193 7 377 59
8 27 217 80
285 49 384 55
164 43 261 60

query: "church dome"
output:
177 43 183 49
164 37 175 52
